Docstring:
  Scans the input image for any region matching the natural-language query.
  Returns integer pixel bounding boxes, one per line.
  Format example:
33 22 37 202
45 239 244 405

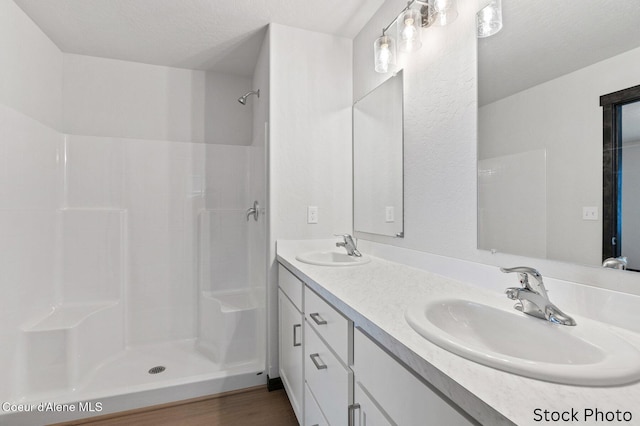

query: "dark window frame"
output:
600 84 640 262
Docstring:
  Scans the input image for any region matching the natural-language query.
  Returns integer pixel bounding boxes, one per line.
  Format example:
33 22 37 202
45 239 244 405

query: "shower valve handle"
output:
246 201 259 221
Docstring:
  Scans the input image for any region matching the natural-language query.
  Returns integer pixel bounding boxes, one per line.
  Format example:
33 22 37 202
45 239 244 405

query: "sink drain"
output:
148 366 166 374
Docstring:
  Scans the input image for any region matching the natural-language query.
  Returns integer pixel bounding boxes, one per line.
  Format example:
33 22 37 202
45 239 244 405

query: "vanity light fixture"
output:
374 0 458 73
374 34 396 73
477 0 503 38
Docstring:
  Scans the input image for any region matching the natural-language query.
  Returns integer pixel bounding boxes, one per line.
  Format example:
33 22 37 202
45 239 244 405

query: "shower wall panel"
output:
0 105 61 401
64 135 251 345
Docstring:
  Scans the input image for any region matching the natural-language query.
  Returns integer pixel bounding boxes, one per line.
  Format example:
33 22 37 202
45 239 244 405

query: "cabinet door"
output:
279 289 304 423
305 383 329 426
353 329 474 426
353 383 393 426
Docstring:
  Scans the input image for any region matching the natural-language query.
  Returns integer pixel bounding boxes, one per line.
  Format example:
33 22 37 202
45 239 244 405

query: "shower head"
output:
238 90 260 105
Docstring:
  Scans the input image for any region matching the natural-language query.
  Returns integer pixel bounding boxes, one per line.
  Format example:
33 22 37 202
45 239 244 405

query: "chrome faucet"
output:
602 256 627 270
500 266 576 326
336 234 362 257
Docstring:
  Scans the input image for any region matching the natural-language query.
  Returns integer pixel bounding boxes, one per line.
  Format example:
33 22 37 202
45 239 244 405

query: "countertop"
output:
277 239 640 426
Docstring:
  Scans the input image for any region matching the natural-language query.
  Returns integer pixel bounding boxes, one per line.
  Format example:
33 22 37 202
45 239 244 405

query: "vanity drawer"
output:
304 382 329 426
279 264 303 311
305 322 352 426
305 286 350 364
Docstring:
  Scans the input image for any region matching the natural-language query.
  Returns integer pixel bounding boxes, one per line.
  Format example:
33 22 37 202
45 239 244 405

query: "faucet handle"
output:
500 266 548 298
334 233 357 244
500 266 541 277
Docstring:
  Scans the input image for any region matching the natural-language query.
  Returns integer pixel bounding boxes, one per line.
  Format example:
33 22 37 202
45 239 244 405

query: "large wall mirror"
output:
478 1 640 270
353 71 404 238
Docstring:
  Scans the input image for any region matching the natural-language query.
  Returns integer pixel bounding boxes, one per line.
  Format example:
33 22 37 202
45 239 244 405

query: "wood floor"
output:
51 386 298 426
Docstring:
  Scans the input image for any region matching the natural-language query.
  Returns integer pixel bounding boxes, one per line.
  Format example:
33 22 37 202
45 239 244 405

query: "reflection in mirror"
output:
601 87 640 271
353 71 404 238
477 1 640 270
620 101 640 269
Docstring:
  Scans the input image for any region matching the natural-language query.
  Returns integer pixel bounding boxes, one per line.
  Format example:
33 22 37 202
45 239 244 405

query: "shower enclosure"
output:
0 69 268 424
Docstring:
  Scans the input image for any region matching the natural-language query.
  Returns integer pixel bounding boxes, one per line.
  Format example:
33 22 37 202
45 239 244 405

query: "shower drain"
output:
148 366 166 375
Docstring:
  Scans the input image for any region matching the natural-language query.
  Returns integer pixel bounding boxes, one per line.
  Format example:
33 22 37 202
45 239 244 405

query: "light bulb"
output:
428 0 458 26
434 0 447 12
398 9 422 52
402 19 417 42
374 35 395 73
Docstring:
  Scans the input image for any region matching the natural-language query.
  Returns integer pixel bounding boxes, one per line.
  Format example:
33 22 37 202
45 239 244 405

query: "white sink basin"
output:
405 298 640 386
295 251 370 267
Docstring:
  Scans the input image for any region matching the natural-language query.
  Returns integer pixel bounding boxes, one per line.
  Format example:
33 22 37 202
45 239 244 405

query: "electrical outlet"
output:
582 206 598 221
385 206 395 223
307 206 318 224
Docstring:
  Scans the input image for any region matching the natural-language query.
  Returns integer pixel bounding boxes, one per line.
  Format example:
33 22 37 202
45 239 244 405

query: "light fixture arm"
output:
380 0 430 36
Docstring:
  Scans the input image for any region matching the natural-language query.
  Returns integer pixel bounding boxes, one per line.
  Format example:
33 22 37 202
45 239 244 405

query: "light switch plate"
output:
307 206 318 224
582 206 598 221
385 206 395 223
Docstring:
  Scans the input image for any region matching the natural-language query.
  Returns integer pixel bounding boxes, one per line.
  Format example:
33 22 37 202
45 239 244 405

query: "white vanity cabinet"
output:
278 265 304 423
278 261 475 426
304 286 353 426
352 328 475 426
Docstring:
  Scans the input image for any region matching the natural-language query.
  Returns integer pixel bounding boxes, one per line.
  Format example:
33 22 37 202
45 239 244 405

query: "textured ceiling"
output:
14 0 385 76
479 0 640 106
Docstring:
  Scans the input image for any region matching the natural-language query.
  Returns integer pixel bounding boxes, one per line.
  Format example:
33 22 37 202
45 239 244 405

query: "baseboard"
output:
267 375 284 391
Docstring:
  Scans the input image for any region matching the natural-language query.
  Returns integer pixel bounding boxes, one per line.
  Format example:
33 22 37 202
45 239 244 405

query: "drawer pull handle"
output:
310 312 327 325
348 403 361 426
293 324 301 347
310 353 328 370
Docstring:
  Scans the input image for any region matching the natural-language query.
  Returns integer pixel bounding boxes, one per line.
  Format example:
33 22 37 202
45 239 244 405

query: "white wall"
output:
250 31 270 370
268 24 353 376
0 0 63 401
63 54 253 145
0 0 62 129
353 0 478 259
353 0 640 294
479 46 640 267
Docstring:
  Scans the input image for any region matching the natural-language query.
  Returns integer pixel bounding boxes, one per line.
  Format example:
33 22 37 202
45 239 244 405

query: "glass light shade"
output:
428 0 458 26
397 9 422 53
374 34 395 73
477 0 503 38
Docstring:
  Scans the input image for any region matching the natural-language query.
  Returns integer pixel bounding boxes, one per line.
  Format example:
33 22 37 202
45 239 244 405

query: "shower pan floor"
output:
19 339 264 415
81 339 262 395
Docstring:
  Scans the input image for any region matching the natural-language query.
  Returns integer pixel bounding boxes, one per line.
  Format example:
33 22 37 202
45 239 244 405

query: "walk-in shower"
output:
0 1 270 423
1 137 267 425
238 89 260 105
1 68 267 426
